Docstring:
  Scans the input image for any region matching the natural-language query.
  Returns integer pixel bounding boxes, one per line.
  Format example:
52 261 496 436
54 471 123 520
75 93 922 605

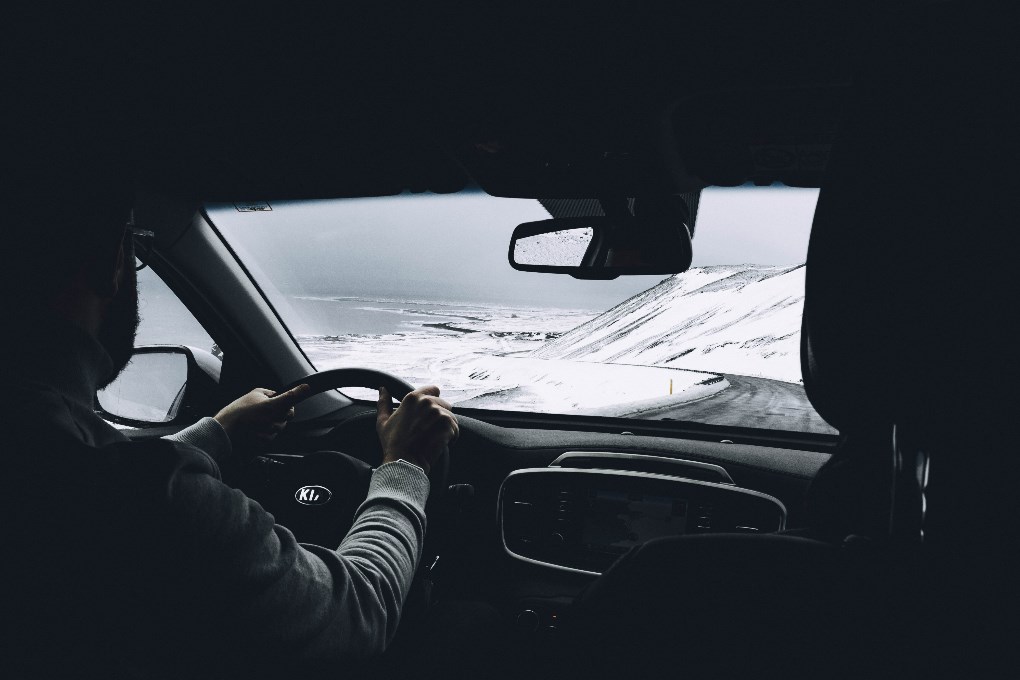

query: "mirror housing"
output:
508 216 693 280
96 345 222 428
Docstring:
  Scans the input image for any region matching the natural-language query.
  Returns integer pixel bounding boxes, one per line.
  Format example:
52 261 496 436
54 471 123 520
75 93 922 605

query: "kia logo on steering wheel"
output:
295 485 332 506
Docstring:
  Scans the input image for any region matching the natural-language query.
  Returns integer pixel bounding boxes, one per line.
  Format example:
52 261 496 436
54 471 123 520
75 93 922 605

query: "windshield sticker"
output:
234 201 272 212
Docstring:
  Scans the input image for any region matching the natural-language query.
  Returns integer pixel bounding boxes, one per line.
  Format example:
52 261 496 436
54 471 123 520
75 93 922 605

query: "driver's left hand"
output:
214 384 311 445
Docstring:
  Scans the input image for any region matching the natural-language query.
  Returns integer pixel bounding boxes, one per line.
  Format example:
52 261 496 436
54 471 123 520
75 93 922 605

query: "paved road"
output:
637 374 836 434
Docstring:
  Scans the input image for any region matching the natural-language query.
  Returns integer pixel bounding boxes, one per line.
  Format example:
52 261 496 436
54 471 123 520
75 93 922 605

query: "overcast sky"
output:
208 186 818 311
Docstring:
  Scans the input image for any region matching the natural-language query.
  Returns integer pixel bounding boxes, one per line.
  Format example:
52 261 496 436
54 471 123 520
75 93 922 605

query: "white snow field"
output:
295 263 806 415
296 299 725 416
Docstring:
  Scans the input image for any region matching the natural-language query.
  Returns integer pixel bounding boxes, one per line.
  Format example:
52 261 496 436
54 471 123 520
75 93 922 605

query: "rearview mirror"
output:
508 217 692 279
96 345 222 428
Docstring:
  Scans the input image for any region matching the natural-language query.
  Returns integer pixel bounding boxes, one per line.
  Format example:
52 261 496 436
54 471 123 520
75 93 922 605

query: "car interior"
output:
9 3 1018 678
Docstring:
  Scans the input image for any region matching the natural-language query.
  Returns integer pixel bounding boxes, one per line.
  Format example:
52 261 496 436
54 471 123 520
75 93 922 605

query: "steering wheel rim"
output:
281 367 450 496
280 367 417 400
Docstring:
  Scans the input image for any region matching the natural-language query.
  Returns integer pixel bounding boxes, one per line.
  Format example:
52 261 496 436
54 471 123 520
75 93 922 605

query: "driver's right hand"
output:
376 385 458 475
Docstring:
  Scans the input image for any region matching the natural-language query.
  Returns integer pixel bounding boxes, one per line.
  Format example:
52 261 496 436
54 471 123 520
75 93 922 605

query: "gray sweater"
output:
1 321 430 678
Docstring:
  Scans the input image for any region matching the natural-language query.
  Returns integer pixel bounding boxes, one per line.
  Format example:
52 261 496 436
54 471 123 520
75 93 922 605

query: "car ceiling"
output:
8 3 857 202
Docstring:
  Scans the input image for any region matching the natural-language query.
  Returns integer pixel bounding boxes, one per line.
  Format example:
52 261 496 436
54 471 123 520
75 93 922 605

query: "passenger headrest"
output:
801 4 1018 434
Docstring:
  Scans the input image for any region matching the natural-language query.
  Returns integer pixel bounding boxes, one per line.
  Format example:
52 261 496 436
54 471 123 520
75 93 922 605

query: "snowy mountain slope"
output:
298 299 728 416
532 264 807 382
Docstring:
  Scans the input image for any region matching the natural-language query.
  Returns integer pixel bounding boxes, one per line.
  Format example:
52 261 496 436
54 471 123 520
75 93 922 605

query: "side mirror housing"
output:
508 216 693 280
95 345 221 428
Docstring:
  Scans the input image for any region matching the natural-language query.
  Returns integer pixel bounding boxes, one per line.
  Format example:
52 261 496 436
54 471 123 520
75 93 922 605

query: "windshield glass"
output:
209 188 835 434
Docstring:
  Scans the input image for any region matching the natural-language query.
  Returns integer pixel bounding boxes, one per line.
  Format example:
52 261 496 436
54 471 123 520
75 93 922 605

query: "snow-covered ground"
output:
295 263 807 415
533 264 806 383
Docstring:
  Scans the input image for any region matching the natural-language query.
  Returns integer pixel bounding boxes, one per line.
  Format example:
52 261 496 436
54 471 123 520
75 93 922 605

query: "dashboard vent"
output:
549 452 733 484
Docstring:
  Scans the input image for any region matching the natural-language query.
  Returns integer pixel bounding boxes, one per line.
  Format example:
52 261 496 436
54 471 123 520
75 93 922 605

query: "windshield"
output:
209 188 834 434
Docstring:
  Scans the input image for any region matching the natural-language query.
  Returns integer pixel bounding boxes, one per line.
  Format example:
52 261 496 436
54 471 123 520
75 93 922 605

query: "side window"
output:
98 270 221 427
136 268 220 359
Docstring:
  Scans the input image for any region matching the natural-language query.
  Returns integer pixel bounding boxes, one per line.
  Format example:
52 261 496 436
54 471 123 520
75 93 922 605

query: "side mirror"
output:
96 345 221 428
508 216 693 280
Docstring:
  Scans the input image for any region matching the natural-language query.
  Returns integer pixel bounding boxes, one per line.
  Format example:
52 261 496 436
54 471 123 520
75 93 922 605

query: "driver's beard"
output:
97 264 140 389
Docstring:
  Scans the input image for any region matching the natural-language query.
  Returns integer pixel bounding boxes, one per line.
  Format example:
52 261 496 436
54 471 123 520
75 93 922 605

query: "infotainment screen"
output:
581 489 688 555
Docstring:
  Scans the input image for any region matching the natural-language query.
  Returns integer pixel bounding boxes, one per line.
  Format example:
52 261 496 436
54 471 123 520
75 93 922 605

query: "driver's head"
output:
2 165 139 386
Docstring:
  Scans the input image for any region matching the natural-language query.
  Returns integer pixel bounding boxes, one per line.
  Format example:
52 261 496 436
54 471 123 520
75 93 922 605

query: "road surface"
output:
634 374 836 434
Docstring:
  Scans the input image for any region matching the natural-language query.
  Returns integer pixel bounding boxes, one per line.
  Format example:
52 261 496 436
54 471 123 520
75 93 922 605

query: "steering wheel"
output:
240 368 450 548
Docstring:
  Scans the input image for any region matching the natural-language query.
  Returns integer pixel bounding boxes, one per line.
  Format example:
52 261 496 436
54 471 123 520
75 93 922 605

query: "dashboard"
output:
248 408 831 640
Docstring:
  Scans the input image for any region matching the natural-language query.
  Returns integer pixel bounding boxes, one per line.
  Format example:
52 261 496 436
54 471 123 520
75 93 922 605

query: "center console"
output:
499 464 786 576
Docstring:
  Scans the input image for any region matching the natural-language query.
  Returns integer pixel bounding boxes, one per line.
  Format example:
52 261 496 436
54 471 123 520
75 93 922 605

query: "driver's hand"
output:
376 385 458 475
214 384 311 445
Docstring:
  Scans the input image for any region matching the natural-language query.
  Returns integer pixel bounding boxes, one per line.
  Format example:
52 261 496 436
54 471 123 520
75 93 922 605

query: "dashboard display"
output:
582 489 687 555
500 467 787 575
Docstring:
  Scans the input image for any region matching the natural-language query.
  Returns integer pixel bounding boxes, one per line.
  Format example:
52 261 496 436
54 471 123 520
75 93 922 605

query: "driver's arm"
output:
163 384 312 464
163 416 232 462
150 385 456 667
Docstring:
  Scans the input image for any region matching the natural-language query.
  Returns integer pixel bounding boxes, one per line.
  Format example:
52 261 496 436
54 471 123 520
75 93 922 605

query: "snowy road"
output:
643 374 836 434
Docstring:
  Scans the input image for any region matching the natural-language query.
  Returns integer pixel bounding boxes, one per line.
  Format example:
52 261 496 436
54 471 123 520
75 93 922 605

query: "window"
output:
136 268 219 358
209 188 835 434
98 269 219 427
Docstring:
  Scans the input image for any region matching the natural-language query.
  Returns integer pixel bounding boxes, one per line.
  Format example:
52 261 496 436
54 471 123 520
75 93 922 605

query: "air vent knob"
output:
516 609 540 633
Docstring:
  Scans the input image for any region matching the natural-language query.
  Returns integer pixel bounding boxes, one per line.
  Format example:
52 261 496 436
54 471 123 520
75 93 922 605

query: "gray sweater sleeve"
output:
162 448 430 664
298 459 430 656
164 416 232 462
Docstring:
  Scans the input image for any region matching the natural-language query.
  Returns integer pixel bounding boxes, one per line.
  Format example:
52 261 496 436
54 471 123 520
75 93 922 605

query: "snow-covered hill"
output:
532 264 806 383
